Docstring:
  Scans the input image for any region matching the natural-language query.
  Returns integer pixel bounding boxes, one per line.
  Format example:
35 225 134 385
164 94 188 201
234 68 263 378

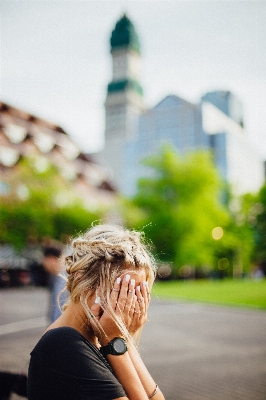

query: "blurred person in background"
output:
42 246 69 323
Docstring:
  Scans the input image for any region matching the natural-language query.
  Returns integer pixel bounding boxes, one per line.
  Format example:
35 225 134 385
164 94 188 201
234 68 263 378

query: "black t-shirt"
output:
28 327 126 400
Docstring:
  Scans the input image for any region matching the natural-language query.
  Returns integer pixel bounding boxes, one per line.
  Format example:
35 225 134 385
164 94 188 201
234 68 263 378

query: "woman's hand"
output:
90 274 150 343
110 274 150 337
90 277 165 400
127 279 150 336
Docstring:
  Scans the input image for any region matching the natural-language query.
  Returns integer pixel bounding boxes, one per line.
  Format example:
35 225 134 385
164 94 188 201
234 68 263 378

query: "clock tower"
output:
99 14 145 188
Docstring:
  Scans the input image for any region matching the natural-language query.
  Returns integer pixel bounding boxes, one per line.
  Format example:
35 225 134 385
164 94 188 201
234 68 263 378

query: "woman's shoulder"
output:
30 326 115 379
31 327 94 357
42 326 83 340
40 326 83 342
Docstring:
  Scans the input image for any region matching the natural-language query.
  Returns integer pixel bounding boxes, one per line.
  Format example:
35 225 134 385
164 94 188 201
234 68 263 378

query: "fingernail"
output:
136 285 140 292
116 277 121 284
145 281 149 287
142 281 146 287
125 274 130 282
130 279 135 286
95 296 101 304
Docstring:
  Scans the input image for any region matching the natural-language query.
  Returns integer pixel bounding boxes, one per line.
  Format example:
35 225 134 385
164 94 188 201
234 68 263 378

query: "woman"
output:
28 224 165 400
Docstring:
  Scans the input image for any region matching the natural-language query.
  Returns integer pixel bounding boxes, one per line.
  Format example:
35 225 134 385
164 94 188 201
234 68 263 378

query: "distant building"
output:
97 14 265 196
201 100 264 195
201 91 244 128
123 95 208 195
97 14 146 184
0 102 116 209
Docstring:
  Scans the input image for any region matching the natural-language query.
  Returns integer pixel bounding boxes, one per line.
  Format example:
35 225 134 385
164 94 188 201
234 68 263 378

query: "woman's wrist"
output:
99 335 126 347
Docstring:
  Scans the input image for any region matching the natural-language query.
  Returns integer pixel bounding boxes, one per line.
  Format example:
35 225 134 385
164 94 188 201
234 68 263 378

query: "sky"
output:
1 0 266 158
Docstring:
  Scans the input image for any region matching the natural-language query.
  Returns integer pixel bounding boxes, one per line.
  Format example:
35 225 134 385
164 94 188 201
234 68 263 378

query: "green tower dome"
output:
110 14 140 53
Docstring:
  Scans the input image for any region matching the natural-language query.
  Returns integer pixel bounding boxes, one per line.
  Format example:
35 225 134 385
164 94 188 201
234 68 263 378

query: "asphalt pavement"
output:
0 287 266 400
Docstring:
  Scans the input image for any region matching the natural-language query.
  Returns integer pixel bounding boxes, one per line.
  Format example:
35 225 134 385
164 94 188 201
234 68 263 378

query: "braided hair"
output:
62 224 156 342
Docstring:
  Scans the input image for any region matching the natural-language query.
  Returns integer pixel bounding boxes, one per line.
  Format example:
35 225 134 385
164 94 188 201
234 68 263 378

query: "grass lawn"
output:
152 278 266 310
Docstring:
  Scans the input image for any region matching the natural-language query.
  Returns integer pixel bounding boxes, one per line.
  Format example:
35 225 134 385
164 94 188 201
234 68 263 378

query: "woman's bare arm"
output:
126 280 165 400
92 275 165 400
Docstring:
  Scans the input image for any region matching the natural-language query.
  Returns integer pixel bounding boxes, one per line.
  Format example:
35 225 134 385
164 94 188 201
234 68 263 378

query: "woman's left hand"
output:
128 279 150 336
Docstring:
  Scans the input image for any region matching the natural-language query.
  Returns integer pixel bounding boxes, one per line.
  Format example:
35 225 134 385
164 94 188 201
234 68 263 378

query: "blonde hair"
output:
62 224 157 343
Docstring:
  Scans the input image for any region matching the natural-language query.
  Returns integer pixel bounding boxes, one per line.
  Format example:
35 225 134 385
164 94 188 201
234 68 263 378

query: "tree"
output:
125 146 230 276
210 189 256 278
253 184 266 274
0 158 102 248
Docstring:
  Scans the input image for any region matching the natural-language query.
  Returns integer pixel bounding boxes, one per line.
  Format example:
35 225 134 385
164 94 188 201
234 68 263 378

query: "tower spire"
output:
98 14 145 191
110 14 140 54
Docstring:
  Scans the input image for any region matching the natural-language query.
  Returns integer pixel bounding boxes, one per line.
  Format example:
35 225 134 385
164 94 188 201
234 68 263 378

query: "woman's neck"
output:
46 301 98 346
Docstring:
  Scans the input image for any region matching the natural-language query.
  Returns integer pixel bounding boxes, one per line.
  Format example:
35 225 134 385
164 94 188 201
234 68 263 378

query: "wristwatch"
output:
100 337 128 356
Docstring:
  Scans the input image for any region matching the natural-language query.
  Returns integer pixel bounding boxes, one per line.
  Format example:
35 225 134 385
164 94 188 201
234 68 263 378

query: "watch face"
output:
100 337 127 357
113 338 127 354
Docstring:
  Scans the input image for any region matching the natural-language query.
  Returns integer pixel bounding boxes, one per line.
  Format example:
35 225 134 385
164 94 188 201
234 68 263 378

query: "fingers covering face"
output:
111 273 149 316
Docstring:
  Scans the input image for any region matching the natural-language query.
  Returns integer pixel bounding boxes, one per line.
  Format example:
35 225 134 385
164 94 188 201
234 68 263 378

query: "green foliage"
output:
0 158 103 247
52 205 100 241
254 184 266 268
121 146 259 276
210 189 257 277
126 146 230 275
0 201 54 247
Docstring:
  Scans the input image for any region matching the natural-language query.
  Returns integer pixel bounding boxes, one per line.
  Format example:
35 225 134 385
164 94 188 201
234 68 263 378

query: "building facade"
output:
98 15 265 196
0 102 116 209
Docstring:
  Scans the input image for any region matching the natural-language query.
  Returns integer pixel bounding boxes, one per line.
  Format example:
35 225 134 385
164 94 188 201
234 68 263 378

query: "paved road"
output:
0 287 266 400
